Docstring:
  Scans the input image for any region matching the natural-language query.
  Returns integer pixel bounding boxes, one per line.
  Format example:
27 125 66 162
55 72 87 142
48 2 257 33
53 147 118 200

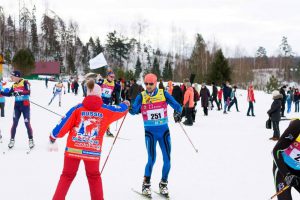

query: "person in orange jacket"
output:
183 82 194 126
49 79 129 200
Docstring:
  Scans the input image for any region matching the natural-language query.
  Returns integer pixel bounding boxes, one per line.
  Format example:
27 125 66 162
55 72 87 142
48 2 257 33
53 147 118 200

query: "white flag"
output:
89 53 108 69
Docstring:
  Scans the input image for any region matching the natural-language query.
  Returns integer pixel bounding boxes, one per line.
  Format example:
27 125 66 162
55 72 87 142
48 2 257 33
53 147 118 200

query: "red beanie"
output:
144 73 157 84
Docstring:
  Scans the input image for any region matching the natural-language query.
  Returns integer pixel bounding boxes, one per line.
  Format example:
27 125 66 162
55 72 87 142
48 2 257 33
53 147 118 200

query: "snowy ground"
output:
0 80 298 200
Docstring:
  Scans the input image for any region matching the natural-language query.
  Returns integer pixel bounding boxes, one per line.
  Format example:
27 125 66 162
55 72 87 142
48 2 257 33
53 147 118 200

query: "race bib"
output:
102 88 112 98
288 148 300 162
147 109 164 120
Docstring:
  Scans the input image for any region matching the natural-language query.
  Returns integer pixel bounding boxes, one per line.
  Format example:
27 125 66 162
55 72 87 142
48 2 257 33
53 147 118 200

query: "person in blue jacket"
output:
0 71 34 149
130 73 182 198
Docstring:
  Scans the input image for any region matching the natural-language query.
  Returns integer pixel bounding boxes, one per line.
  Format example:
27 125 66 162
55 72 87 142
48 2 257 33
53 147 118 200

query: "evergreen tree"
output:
0 7 5 52
30 6 39 57
116 67 125 80
4 50 12 64
6 15 16 51
266 75 280 93
125 69 134 80
162 54 173 81
255 46 268 69
12 48 35 75
106 30 131 67
143 66 151 77
94 37 104 55
67 53 75 74
162 58 169 80
41 14 60 59
152 57 160 78
134 56 142 79
208 49 231 85
189 33 207 82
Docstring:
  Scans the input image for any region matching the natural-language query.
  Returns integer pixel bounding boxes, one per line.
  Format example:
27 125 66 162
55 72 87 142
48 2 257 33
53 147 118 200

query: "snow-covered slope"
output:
0 80 298 199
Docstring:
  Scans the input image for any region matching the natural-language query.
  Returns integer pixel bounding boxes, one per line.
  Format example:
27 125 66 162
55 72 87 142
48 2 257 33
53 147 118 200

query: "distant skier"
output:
97 69 117 137
0 70 34 149
49 79 129 200
130 73 182 198
48 80 65 107
272 119 300 199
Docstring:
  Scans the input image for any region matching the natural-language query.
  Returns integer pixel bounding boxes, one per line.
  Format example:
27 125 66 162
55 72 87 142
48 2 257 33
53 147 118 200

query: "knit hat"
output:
86 79 102 96
144 73 157 84
272 90 280 97
11 70 21 77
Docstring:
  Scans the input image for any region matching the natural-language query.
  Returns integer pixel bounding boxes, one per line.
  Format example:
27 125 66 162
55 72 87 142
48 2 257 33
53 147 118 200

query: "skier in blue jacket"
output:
130 73 182 198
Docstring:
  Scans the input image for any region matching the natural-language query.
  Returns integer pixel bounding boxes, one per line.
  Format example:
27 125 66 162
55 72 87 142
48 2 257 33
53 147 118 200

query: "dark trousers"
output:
11 102 33 139
211 97 220 110
185 107 193 125
192 106 196 122
295 101 299 112
218 99 222 109
272 121 280 138
273 162 300 200
203 107 208 116
228 97 239 111
0 102 4 117
247 102 254 116
281 101 286 117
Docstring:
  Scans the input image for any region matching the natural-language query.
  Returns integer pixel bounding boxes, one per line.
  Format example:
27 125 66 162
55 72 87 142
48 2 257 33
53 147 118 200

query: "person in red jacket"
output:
217 88 223 109
247 84 255 116
49 79 129 200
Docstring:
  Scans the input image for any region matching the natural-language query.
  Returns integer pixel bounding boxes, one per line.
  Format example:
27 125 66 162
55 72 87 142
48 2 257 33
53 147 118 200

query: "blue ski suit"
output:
1 79 33 139
130 88 182 181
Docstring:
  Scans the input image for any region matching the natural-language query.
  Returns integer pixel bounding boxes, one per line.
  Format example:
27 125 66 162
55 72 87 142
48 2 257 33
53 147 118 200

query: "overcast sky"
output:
1 0 300 57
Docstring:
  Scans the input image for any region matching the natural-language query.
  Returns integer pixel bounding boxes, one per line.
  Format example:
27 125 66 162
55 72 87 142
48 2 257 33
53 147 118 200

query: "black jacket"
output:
273 120 300 177
267 98 282 121
280 87 287 103
212 85 218 98
172 85 183 105
200 87 210 107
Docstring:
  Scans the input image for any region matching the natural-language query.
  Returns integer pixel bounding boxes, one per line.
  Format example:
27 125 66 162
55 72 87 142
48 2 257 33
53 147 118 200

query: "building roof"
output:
32 61 60 75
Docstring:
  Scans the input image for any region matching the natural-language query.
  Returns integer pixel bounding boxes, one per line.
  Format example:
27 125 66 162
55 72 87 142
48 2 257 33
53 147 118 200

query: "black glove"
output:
13 91 20 96
285 173 300 187
174 112 182 123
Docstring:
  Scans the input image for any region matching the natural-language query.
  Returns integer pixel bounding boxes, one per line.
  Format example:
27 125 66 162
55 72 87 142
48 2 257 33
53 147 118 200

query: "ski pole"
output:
101 113 128 174
30 100 63 117
178 122 199 153
269 185 289 199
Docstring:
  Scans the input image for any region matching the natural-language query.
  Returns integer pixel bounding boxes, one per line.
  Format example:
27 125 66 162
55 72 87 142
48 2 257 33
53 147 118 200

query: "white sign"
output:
89 53 108 69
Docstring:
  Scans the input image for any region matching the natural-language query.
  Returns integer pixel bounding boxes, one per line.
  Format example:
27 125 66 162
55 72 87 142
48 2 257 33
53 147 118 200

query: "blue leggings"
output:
144 128 171 182
11 102 33 139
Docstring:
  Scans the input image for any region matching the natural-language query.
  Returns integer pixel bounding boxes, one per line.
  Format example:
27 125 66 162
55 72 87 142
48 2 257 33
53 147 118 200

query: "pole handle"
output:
270 185 289 199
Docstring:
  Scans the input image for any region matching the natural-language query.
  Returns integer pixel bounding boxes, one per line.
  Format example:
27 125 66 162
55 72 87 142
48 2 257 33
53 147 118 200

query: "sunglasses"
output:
145 82 154 86
109 75 115 78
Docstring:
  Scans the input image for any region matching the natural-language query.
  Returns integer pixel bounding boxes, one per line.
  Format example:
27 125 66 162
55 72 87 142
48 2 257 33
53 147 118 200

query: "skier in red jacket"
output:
49 79 129 200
